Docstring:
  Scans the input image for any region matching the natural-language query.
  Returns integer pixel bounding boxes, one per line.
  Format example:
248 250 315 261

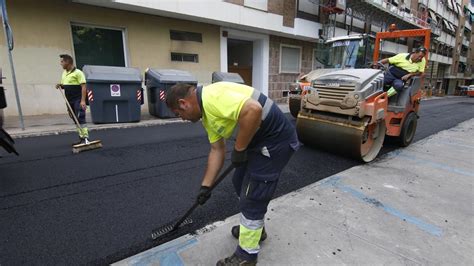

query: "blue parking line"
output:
321 176 443 237
390 150 474 177
436 140 474 150
130 238 198 266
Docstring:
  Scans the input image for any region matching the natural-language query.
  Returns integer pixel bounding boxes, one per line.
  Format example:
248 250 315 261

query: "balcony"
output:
465 20 472 31
462 37 469 47
459 56 467 63
346 0 435 32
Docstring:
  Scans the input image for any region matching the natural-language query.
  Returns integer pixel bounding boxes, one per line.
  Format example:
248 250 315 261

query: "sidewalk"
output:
3 112 184 138
114 119 474 265
3 104 291 138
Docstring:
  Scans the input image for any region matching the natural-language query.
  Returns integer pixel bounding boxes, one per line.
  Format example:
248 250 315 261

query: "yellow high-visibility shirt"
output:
201 82 254 143
60 68 86 85
388 53 426 73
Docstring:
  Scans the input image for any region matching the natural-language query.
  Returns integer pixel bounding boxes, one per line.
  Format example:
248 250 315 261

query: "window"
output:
244 0 267 11
171 53 199 63
280 45 301 73
170 30 202 42
312 48 324 70
71 24 126 69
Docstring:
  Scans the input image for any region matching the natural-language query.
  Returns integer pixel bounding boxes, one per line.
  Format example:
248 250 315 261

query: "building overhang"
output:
71 0 322 42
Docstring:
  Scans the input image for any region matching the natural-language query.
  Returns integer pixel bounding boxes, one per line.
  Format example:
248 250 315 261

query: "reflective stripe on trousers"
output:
239 213 264 254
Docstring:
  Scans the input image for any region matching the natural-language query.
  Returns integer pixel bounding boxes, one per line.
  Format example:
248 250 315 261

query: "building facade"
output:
0 0 472 117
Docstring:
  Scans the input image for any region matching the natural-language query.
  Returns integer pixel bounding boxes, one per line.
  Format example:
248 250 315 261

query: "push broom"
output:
151 164 235 240
59 87 102 154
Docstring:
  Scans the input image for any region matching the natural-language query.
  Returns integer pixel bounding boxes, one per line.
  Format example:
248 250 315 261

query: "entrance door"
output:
227 39 253 86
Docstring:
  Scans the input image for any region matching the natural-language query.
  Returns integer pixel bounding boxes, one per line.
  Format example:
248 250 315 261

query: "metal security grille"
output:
313 83 356 101
169 30 202 42
170 53 199 63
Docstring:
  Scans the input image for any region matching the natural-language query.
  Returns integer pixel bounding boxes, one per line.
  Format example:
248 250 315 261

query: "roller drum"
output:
296 112 386 162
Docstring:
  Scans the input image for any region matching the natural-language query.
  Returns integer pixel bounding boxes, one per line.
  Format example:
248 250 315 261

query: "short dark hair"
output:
415 46 427 54
166 83 194 109
59 54 74 64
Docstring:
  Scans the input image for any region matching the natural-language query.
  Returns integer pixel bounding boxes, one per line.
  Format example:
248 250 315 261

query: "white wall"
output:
220 28 269 95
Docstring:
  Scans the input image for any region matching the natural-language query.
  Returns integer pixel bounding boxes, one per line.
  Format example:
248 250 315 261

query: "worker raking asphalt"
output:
159 81 299 265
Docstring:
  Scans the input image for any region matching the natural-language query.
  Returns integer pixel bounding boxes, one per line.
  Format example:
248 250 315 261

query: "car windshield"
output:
314 38 374 69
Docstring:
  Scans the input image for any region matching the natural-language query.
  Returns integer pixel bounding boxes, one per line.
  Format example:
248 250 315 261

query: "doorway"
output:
227 39 253 86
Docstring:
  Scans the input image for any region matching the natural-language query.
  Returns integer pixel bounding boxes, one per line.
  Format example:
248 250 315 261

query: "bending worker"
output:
378 46 427 97
166 82 299 266
55 54 90 146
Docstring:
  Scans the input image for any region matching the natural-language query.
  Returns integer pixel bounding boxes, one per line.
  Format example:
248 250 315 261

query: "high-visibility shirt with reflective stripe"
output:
61 68 86 85
60 68 86 99
201 82 253 143
388 53 426 73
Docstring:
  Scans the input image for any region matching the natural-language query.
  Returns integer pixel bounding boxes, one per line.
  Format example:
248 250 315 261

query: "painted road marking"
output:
435 140 474 150
321 176 443 237
128 237 198 266
391 150 474 177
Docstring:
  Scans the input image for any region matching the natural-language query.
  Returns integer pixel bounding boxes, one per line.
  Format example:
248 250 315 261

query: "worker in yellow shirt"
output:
166 82 299 266
378 46 427 97
55 54 90 146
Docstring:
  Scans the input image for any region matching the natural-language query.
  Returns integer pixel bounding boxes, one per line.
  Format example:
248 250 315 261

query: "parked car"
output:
468 85 474 97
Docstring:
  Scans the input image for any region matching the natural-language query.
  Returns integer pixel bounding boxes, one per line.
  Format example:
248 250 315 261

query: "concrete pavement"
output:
114 118 474 265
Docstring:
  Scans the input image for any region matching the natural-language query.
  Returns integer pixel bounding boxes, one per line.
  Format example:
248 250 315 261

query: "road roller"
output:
289 34 376 118
296 28 431 162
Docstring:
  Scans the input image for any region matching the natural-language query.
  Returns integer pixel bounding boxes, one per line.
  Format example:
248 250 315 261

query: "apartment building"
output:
0 0 472 117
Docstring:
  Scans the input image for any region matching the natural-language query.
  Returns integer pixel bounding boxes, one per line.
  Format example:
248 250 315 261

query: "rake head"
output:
151 217 193 240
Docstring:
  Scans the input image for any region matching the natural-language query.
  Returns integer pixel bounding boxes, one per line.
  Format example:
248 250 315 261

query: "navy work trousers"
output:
383 66 410 93
67 97 86 125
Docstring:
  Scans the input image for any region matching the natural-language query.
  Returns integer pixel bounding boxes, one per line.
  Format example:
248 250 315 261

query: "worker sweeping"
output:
378 46 427 97
56 54 101 153
166 82 299 266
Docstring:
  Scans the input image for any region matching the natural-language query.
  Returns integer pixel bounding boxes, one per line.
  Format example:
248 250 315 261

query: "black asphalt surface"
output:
0 97 473 265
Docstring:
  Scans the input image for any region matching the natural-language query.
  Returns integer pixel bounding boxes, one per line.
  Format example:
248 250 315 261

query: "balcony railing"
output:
373 0 442 34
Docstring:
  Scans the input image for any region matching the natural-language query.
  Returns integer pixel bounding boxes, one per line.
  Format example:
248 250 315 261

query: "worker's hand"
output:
231 148 248 167
80 100 87 110
55 84 62 89
401 74 411 81
197 186 211 205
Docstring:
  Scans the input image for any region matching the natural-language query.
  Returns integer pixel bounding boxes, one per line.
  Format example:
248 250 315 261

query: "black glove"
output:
231 148 248 167
197 186 211 205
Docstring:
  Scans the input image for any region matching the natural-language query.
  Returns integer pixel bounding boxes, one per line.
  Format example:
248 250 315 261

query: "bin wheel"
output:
398 112 417 147
289 97 301 118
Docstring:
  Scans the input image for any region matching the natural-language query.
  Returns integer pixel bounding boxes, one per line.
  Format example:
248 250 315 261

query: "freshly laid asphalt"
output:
0 97 473 265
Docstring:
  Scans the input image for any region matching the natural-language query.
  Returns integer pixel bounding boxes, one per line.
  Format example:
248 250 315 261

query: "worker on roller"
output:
166 82 299 266
377 46 427 97
55 54 90 146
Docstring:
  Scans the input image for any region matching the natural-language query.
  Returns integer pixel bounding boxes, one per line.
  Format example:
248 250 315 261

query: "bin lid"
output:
145 69 197 84
83 65 142 83
212 71 245 84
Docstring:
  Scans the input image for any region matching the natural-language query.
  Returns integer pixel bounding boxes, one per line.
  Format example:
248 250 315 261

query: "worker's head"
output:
410 47 427 62
59 54 74 70
166 83 201 122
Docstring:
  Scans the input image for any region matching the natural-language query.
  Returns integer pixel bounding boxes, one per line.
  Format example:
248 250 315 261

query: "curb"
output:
8 119 187 139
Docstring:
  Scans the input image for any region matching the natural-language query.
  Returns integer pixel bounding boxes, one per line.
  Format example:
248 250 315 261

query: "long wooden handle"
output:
172 164 234 231
59 88 82 129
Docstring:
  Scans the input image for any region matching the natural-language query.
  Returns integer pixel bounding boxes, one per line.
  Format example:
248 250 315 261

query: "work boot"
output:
72 138 85 147
231 225 267 242
216 254 256 266
387 87 398 97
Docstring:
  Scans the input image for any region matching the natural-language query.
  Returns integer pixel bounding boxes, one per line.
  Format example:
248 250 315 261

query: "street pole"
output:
1 0 24 130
